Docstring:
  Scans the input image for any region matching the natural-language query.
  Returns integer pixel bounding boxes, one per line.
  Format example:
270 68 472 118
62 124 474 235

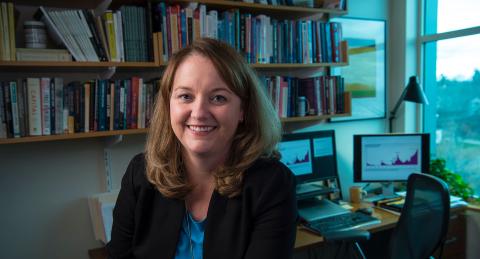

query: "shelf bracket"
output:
103 135 124 192
99 66 116 80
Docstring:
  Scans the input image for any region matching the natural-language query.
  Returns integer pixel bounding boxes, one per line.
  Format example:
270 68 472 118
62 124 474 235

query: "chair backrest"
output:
388 173 450 259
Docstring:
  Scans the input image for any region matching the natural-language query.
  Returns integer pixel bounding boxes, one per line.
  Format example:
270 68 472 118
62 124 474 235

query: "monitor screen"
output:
353 133 430 182
279 130 338 183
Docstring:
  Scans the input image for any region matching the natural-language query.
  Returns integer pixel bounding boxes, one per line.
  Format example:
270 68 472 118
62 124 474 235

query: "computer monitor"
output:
353 133 430 200
278 130 339 184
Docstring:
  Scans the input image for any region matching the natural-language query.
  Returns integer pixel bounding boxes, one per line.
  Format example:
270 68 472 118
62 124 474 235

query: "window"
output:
422 0 480 196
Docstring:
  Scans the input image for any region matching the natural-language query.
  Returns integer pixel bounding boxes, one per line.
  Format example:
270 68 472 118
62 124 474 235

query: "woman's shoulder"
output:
123 153 151 189
243 157 295 188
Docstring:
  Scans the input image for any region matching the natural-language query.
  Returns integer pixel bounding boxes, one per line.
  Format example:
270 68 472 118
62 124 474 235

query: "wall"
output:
0 0 389 258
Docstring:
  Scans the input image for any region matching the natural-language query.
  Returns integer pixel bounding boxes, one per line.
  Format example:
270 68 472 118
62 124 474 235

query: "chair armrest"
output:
322 229 370 242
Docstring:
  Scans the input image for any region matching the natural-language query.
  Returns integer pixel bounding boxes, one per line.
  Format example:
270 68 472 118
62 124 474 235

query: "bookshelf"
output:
0 91 351 145
0 0 351 144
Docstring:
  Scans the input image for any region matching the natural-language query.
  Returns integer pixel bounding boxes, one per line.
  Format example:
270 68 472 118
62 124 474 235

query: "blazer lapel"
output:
203 191 228 258
152 196 184 259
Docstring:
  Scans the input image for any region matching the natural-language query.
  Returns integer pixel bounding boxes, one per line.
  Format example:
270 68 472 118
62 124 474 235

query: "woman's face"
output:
170 54 244 161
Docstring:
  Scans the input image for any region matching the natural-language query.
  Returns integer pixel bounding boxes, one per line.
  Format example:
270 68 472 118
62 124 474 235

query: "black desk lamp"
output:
389 76 429 132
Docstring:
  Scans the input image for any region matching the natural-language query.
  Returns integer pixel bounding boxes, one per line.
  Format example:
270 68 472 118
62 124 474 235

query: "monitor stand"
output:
364 182 400 203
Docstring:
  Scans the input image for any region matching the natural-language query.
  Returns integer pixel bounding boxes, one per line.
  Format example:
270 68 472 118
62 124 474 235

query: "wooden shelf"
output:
0 61 160 72
169 0 347 16
251 62 348 69
0 129 148 144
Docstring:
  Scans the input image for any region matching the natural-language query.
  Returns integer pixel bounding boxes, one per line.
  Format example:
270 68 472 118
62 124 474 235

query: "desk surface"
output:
89 203 472 258
294 202 468 250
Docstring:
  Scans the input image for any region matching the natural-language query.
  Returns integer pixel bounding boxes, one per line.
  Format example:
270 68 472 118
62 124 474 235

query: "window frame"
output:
419 0 480 155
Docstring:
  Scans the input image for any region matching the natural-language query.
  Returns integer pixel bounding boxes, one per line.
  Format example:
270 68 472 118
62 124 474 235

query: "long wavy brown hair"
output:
145 38 281 199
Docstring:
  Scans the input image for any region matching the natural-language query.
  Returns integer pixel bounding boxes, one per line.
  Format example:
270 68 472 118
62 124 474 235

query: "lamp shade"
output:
403 76 429 105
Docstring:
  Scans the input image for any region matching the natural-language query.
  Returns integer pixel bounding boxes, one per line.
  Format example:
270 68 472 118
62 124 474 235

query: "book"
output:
9 81 20 138
88 191 119 244
16 48 72 61
40 78 51 135
26 78 42 136
0 82 6 138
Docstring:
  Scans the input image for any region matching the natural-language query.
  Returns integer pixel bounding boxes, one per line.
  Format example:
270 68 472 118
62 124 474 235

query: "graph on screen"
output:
278 139 313 176
364 143 420 171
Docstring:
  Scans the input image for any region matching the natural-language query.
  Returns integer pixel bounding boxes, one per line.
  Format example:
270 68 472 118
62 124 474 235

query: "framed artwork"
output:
330 17 386 121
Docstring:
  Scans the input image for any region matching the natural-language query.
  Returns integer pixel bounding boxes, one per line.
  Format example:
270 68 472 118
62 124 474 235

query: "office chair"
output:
388 173 450 259
323 173 450 259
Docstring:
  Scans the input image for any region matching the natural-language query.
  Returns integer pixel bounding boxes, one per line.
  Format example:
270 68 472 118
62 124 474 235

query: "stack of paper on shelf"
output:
16 48 72 61
88 190 119 244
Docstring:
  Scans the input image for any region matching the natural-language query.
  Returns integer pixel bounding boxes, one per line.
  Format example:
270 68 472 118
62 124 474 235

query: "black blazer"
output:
107 153 297 259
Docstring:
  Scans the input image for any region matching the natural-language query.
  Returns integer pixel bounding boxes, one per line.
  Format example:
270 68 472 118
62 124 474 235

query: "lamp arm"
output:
388 88 408 132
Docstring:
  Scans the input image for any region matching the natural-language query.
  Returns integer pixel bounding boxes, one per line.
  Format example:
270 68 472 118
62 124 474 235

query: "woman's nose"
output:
190 97 210 120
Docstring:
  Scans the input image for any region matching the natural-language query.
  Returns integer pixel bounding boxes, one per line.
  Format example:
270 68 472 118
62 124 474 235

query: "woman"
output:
107 38 297 259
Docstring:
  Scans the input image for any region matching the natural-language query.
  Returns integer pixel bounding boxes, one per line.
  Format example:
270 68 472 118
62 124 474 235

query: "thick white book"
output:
76 10 100 61
88 191 119 244
26 78 42 136
60 10 91 61
48 9 85 61
37 7 82 61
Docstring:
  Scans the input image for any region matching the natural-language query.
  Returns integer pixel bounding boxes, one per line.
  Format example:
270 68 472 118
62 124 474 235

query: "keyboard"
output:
305 211 381 235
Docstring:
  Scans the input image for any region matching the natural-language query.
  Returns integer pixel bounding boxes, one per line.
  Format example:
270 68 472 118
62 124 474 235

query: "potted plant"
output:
429 158 478 203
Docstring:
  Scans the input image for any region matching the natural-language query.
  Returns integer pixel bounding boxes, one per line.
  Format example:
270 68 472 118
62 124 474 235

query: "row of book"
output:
0 1 16 61
0 77 160 139
153 3 344 64
35 4 152 62
261 75 346 118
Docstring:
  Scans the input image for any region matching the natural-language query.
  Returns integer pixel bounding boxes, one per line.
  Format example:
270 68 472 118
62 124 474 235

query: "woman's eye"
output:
178 94 192 101
211 95 227 103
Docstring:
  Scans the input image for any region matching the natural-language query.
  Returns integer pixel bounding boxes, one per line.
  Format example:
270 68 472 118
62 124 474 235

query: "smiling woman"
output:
107 38 297 259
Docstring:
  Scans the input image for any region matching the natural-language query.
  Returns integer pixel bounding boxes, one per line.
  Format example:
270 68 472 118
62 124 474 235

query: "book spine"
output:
40 78 51 135
104 10 117 62
89 81 95 132
0 82 7 138
129 77 140 129
7 2 15 61
53 78 64 134
84 82 90 132
2 82 13 137
27 78 42 136
49 78 55 134
15 80 27 137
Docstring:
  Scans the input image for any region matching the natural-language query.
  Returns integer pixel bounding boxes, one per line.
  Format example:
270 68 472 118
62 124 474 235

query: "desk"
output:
294 202 468 259
294 203 398 250
89 203 470 259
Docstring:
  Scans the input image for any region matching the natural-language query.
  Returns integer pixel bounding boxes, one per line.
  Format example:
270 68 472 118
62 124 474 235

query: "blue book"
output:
180 8 187 48
98 80 107 131
296 21 302 63
251 17 256 63
311 21 317 63
272 19 277 63
320 22 327 63
325 22 332 62
235 9 240 51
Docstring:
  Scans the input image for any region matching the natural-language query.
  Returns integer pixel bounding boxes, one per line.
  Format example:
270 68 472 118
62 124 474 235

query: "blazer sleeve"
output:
243 162 297 259
106 154 143 259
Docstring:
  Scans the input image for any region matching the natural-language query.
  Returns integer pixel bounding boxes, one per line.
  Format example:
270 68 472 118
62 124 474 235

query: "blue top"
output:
174 212 205 259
